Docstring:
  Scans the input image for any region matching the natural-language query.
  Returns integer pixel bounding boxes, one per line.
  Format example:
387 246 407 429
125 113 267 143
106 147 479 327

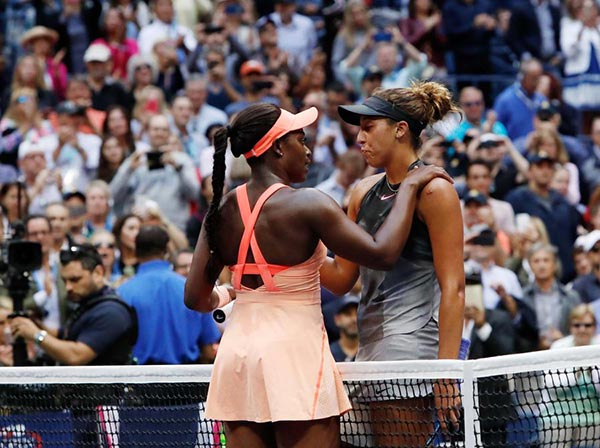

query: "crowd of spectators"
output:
0 0 598 373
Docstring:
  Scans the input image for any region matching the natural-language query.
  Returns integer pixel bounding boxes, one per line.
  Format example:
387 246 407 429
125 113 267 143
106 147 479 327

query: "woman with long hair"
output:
112 213 141 280
0 88 53 170
97 136 128 183
93 7 139 81
1 55 58 114
322 81 465 447
102 105 138 154
331 0 375 83
184 102 450 447
399 0 446 71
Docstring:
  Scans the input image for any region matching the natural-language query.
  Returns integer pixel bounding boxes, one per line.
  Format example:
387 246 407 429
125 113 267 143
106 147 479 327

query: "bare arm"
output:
184 225 226 312
310 166 452 270
319 175 380 295
11 317 96 365
418 178 465 360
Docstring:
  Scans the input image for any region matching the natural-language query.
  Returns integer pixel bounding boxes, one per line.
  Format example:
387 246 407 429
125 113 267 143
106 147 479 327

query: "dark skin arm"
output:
184 166 452 312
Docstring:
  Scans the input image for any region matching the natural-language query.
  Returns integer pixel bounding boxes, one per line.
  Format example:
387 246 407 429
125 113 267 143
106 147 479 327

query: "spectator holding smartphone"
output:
110 115 199 230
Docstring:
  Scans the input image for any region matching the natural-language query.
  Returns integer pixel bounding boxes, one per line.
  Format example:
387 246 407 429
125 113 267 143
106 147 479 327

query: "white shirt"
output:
465 260 524 309
190 104 228 138
137 19 197 56
270 12 317 74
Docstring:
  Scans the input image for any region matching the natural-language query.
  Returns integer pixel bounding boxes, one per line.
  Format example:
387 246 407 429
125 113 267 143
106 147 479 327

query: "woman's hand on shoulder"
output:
403 165 453 193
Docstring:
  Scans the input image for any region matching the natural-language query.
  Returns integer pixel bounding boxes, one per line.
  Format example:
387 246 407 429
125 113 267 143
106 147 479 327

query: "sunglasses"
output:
59 245 100 265
461 101 483 108
93 242 115 249
571 323 594 329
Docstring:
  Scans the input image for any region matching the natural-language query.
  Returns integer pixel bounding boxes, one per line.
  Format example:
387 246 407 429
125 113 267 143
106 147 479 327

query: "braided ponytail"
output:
204 126 229 282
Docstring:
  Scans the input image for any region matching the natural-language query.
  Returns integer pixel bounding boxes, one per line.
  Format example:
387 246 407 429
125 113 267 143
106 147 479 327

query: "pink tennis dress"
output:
205 183 351 422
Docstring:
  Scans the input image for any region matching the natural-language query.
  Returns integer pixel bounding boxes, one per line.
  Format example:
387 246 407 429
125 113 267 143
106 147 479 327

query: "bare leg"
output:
225 420 277 448
369 398 434 448
274 416 340 448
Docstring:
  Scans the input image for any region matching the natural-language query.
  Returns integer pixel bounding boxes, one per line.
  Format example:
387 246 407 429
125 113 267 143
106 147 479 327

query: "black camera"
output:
0 240 43 274
251 80 274 92
204 24 224 34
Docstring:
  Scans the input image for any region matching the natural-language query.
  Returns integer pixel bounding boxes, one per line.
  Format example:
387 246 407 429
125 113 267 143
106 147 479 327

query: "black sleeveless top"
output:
355 160 433 262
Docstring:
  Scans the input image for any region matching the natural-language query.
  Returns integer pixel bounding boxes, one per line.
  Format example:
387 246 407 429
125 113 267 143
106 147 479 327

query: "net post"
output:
462 361 480 447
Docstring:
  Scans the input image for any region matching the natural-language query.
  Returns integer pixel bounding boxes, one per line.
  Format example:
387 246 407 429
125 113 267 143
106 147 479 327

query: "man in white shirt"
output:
185 75 228 138
138 0 197 59
266 0 317 75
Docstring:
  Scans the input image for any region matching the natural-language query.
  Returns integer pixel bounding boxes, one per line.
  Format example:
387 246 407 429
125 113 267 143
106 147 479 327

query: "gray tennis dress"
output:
355 166 440 363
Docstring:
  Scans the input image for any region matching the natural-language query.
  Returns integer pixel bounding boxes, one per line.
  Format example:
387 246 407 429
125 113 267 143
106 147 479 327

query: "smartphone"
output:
373 31 392 42
146 151 164 170
251 80 274 91
204 24 224 34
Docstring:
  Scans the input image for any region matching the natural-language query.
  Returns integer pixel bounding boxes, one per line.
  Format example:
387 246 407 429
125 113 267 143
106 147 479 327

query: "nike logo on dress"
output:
380 194 396 200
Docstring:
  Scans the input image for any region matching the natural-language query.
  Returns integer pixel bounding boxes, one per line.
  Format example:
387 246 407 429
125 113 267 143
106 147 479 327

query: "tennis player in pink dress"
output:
184 102 452 447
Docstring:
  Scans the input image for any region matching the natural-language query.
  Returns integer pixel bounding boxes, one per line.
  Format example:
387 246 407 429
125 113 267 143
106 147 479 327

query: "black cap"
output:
463 189 488 206
536 100 559 121
362 65 384 82
335 295 360 315
338 96 426 134
63 191 86 203
468 228 496 246
56 101 86 116
527 150 555 165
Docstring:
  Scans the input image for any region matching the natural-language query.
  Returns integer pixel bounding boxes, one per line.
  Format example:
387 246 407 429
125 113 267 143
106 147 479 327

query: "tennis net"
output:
0 345 599 447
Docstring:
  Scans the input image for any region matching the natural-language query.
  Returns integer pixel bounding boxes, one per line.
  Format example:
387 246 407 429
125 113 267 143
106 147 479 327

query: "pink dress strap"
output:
231 183 290 291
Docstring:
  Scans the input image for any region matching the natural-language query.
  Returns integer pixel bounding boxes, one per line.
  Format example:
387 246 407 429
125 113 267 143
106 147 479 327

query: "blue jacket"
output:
118 260 221 364
506 186 580 282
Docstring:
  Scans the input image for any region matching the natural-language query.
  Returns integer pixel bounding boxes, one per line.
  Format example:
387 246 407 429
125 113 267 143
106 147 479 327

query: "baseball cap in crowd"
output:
536 100 559 121
463 189 488 206
362 65 384 82
84 43 112 63
239 60 266 77
56 101 86 116
575 230 600 253
335 295 360 315
467 228 496 247
18 140 45 160
527 150 555 165
63 191 87 204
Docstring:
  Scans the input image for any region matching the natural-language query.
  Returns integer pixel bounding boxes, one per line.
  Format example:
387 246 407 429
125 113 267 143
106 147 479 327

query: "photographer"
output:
224 59 293 117
109 114 200 230
10 244 136 366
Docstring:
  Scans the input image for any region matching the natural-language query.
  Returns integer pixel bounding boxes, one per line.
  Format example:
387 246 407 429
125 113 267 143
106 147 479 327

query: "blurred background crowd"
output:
0 0 599 370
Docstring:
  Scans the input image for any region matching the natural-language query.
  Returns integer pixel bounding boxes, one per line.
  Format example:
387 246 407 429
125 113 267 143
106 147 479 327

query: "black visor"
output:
338 96 425 134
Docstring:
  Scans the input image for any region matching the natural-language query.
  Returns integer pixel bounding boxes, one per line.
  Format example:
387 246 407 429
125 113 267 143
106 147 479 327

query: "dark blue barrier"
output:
0 411 75 447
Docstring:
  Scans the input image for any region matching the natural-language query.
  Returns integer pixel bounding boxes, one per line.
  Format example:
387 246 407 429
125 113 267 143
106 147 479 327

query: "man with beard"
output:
329 295 359 362
10 243 136 366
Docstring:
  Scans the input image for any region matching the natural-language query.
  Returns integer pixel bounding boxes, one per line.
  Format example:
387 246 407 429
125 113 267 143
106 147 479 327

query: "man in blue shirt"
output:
494 58 547 140
506 152 581 282
118 226 220 364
